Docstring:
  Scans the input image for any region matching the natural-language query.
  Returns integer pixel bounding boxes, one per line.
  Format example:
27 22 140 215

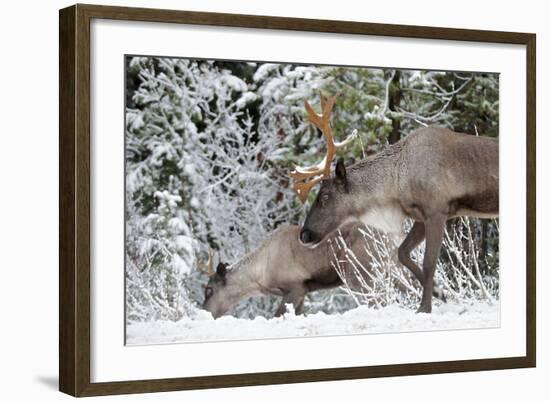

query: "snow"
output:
236 92 257 109
174 235 194 256
261 76 287 100
126 301 499 345
252 63 279 82
172 253 191 275
217 75 247 92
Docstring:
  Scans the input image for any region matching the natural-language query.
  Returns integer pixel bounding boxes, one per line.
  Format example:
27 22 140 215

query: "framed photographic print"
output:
59 3 536 397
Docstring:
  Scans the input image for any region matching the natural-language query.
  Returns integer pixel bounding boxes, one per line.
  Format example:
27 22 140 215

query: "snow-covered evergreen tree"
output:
125 184 197 322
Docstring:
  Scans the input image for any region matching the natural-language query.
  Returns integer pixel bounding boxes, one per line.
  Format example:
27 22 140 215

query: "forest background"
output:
124 57 499 323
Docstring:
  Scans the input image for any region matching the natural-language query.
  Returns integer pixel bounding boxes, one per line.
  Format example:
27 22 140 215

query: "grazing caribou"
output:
292 95 498 313
200 223 385 319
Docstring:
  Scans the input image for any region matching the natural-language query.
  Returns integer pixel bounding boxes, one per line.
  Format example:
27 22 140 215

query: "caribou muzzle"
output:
298 228 323 248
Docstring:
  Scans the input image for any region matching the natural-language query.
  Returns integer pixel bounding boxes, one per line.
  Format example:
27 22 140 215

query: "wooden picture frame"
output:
59 3 536 397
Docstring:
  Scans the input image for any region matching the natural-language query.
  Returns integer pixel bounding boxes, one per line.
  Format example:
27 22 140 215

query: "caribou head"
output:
288 94 359 247
299 160 360 247
198 249 231 318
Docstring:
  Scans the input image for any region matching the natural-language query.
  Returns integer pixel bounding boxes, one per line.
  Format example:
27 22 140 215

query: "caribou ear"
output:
335 159 348 191
216 263 227 278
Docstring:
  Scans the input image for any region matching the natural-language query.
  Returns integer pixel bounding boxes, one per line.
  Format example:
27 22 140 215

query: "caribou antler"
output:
198 248 215 276
290 95 357 203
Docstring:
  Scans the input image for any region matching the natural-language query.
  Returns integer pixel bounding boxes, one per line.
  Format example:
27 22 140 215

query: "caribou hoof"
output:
416 304 432 314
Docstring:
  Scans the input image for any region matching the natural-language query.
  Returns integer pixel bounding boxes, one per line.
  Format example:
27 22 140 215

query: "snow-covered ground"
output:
126 301 499 345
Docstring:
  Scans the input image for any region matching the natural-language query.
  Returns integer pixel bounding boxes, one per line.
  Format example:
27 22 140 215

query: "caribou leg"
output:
417 214 446 313
398 221 446 302
292 295 306 315
398 222 426 284
274 286 307 317
274 300 288 317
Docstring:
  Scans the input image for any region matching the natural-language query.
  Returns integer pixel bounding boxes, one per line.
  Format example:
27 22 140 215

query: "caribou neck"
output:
346 149 405 234
347 149 401 200
221 256 263 305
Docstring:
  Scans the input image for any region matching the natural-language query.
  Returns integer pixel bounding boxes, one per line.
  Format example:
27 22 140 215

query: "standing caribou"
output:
200 222 398 319
292 95 498 313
